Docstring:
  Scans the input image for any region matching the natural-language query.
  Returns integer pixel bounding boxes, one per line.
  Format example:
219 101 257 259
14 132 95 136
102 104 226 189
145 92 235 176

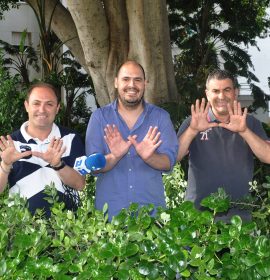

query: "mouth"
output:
36 115 47 119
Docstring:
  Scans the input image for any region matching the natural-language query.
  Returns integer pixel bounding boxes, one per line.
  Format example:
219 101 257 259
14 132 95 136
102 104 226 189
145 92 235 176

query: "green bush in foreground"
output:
0 185 270 280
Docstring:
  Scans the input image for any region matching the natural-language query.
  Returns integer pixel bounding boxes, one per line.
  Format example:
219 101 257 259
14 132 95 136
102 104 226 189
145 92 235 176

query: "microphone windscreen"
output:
85 153 106 171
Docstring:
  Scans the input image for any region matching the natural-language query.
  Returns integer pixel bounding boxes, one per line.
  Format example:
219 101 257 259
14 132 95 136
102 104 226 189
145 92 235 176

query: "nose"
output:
218 91 225 99
128 79 135 87
39 104 46 112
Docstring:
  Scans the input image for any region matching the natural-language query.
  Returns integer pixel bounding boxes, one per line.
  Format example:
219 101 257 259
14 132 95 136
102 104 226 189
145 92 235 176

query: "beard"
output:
118 88 144 108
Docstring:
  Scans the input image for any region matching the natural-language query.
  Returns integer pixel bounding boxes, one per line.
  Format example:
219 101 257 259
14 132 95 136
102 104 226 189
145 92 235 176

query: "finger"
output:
153 140 162 149
149 126 158 140
191 104 195 116
54 139 64 151
49 137 56 148
237 102 242 115
127 135 138 147
145 126 154 139
200 98 206 112
195 99 200 113
153 131 161 143
17 150 32 160
6 135 15 148
31 151 43 158
227 103 233 116
106 124 113 134
243 107 248 119
233 100 238 115
58 146 66 157
0 136 8 147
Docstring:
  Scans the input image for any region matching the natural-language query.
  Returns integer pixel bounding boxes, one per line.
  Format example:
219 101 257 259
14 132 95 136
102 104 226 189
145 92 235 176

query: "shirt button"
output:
129 185 133 189
129 168 132 172
128 152 130 155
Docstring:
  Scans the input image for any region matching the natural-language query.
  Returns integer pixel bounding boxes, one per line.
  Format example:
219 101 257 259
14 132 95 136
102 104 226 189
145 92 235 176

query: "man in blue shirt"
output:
177 69 270 222
85 60 178 220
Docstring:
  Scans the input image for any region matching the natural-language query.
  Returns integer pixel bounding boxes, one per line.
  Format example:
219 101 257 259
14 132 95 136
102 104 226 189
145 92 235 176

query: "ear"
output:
24 100 29 112
205 89 210 101
56 103 60 114
234 88 239 99
114 77 118 89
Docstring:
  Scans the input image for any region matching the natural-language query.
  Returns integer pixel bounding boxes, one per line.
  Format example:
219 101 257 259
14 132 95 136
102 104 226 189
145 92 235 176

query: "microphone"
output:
74 153 106 175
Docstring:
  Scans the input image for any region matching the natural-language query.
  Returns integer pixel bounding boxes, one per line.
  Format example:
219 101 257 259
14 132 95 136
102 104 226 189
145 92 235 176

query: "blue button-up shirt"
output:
85 100 178 219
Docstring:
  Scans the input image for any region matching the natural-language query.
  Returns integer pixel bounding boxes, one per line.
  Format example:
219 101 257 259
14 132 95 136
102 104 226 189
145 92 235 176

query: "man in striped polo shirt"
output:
0 83 85 217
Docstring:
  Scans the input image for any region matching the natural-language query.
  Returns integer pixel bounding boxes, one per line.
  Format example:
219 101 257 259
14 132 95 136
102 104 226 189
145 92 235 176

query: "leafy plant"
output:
0 51 27 134
1 176 270 279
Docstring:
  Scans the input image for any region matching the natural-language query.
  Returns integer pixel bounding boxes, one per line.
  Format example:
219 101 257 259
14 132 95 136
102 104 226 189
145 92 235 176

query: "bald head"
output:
116 61 146 80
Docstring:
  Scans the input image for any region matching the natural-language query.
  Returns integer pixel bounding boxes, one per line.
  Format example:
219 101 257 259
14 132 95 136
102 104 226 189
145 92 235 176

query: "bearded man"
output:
85 60 178 220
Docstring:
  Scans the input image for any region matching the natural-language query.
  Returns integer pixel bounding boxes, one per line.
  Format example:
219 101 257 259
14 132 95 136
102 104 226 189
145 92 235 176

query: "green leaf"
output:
123 243 139 257
0 259 6 276
242 253 260 267
256 259 270 277
116 269 129 280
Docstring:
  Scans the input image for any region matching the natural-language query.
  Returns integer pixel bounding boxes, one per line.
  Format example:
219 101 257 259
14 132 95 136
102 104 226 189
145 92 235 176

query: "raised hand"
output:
0 135 32 166
32 137 66 166
128 126 162 161
104 124 132 159
190 98 218 132
219 101 247 133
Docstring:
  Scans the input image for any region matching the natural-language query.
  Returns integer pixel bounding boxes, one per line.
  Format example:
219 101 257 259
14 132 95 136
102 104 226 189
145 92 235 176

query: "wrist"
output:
188 126 199 136
50 160 66 171
0 161 12 174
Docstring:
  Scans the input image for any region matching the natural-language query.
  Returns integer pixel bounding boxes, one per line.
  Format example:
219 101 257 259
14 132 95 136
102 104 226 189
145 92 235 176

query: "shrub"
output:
1 179 270 279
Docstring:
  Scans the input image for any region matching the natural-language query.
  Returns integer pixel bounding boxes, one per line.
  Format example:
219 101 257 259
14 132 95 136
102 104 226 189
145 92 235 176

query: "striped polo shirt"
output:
8 122 85 216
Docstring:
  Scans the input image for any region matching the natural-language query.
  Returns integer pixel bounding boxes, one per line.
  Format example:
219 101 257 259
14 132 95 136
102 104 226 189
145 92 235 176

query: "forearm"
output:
239 128 270 163
0 173 8 193
0 161 12 193
177 127 198 161
57 165 86 191
144 153 171 171
97 153 122 173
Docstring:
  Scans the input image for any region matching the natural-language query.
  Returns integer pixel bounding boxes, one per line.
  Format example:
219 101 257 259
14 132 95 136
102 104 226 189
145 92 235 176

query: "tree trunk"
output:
28 0 179 106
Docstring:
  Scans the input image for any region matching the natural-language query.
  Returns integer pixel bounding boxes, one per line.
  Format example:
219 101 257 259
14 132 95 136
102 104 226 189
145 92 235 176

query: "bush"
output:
1 178 270 279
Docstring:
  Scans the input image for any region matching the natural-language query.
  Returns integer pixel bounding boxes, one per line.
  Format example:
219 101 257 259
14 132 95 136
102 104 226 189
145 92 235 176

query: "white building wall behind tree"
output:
0 2 40 81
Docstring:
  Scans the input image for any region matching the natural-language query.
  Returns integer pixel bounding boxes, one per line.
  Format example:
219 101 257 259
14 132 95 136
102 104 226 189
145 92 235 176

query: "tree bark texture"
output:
28 0 178 106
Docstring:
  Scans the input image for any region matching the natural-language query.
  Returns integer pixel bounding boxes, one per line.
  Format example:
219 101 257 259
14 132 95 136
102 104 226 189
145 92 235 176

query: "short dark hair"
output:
206 69 239 89
116 60 146 80
26 82 61 104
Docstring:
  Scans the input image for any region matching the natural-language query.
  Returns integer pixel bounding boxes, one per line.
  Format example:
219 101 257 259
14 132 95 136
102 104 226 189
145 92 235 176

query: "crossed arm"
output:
102 124 171 172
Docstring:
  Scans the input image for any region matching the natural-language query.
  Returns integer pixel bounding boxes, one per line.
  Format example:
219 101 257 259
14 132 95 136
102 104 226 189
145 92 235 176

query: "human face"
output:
205 78 238 118
115 62 146 108
24 86 60 130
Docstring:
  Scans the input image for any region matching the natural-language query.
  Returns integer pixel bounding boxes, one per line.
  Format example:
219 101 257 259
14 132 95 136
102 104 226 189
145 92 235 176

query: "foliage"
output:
248 177 270 236
0 30 40 86
163 163 187 208
1 173 270 279
0 51 27 135
26 0 64 77
0 0 18 19
168 0 270 117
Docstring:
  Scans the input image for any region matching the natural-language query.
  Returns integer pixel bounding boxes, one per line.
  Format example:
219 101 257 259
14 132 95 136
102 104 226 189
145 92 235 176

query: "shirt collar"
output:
20 121 61 143
113 99 149 112
207 107 221 123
